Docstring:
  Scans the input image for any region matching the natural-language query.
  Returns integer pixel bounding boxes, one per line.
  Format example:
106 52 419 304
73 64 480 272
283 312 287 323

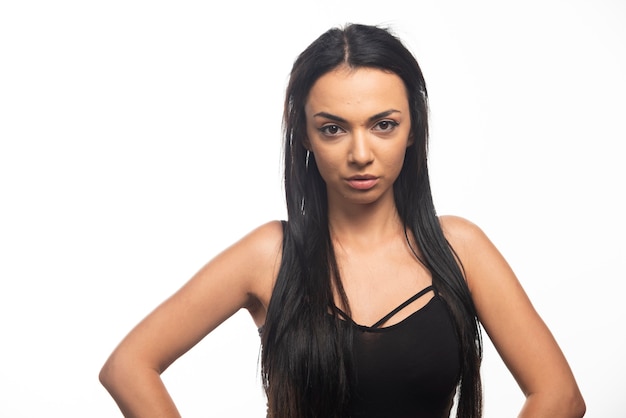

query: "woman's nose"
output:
348 131 374 166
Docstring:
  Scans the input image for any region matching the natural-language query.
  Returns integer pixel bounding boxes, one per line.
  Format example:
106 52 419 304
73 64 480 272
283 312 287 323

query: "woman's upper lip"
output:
347 174 377 180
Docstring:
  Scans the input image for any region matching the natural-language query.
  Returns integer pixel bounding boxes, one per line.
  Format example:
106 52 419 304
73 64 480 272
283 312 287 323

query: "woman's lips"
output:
346 176 379 190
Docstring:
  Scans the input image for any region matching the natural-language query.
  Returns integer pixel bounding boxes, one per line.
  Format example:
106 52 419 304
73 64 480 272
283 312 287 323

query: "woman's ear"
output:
302 137 311 151
407 132 415 147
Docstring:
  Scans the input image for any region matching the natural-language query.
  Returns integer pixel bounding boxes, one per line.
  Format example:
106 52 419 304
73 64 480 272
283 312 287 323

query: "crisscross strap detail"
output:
334 285 435 329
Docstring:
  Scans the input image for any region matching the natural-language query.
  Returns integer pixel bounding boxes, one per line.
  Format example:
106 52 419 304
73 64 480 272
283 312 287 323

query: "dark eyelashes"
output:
317 120 400 136
376 120 399 130
318 125 343 135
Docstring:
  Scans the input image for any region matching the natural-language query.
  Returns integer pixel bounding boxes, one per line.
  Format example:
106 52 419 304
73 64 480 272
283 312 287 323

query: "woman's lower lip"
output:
347 178 378 190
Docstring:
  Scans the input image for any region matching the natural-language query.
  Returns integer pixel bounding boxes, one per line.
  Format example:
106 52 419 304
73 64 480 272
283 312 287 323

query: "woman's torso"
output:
252 221 461 417
336 286 460 418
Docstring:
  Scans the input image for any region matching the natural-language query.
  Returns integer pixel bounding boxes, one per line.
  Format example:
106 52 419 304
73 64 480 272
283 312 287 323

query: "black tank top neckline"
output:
332 285 435 330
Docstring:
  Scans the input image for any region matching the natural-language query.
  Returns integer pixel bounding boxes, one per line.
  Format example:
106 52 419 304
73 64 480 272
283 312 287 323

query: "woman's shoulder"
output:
209 220 285 284
437 215 510 287
437 215 495 262
438 215 486 242
245 219 285 242
234 220 285 260
216 220 285 317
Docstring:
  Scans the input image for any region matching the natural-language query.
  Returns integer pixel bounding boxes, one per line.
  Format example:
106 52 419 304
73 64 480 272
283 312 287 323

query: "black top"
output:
335 286 461 418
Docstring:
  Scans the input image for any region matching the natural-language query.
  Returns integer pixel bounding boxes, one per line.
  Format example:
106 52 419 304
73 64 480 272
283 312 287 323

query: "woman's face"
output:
304 65 413 208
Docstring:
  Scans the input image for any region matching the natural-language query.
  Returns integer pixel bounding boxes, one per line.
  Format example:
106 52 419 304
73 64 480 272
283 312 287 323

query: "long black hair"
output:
261 23 482 418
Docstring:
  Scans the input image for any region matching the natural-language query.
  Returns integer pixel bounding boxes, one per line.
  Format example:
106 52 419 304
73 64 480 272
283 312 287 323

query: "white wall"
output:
1 1 624 416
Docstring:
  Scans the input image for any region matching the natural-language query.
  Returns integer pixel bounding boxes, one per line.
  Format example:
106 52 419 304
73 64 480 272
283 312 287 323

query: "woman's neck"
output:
327 195 404 249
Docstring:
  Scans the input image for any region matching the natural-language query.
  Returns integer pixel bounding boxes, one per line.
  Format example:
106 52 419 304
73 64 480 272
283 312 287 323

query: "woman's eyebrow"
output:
313 112 347 123
368 109 401 122
313 109 401 124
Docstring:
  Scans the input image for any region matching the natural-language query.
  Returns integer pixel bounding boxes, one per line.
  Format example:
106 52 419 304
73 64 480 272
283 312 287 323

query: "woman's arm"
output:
99 221 283 417
440 215 585 418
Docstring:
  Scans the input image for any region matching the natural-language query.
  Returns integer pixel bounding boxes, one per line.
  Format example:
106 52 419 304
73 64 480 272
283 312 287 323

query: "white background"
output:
1 1 624 416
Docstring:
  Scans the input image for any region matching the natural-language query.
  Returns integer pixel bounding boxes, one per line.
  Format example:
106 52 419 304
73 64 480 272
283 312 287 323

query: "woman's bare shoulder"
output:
235 220 285 259
229 220 285 312
437 215 499 277
220 220 285 283
438 214 486 245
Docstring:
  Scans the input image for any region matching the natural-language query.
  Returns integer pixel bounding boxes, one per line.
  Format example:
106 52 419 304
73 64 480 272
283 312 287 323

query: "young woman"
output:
99 23 585 418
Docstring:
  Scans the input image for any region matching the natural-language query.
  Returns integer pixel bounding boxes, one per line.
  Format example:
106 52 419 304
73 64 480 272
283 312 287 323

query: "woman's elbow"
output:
560 379 586 417
99 349 139 393
569 391 586 417
522 386 586 417
554 388 586 417
99 353 122 392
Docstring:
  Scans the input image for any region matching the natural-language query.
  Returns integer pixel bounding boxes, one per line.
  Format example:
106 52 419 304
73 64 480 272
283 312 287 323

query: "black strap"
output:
332 285 435 328
333 305 354 325
370 285 434 329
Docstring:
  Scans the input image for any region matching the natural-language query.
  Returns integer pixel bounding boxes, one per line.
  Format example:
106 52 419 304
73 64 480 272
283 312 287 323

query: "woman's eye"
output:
374 120 399 132
319 124 344 136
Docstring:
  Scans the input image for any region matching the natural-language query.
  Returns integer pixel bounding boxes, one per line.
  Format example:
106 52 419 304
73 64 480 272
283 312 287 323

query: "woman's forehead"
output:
305 67 409 120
